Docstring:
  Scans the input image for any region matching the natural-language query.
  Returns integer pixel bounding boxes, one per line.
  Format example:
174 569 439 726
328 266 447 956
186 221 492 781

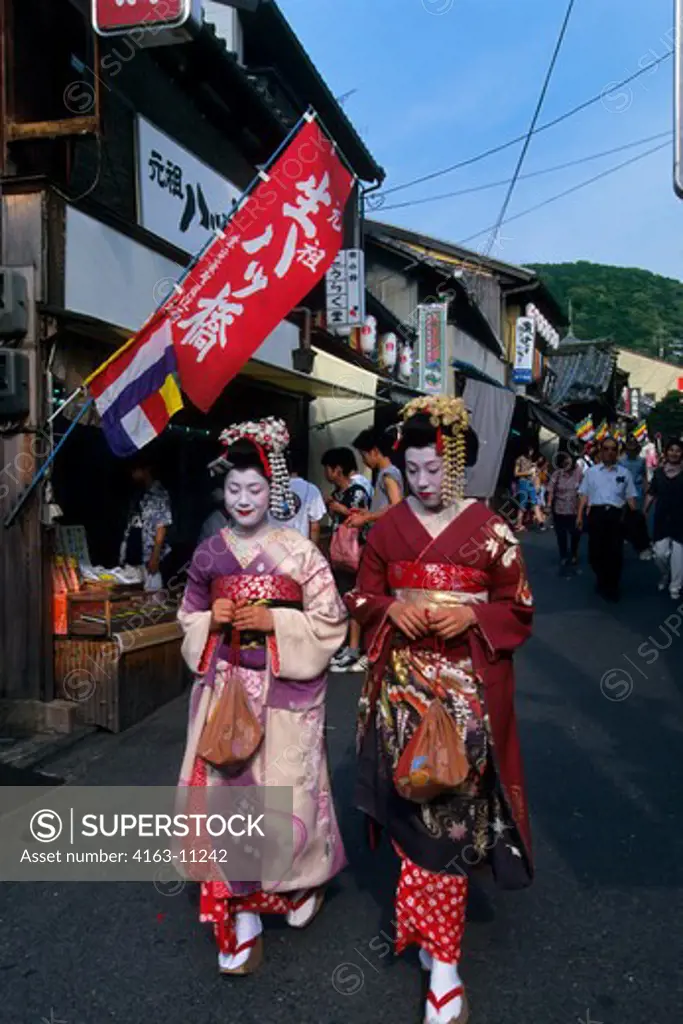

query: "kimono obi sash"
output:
211 573 303 606
210 574 303 649
388 560 489 606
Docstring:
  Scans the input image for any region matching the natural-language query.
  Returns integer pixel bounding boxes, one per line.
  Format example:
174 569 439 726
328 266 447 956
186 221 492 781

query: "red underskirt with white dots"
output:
394 845 468 964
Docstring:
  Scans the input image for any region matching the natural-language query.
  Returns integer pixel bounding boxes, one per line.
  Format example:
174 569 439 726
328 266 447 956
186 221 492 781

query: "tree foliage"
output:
528 261 683 362
648 391 683 440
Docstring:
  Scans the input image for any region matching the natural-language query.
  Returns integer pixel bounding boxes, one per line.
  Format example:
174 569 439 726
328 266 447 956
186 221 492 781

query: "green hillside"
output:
528 260 683 361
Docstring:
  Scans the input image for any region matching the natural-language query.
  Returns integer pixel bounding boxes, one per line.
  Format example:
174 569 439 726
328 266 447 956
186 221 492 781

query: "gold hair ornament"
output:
399 395 469 505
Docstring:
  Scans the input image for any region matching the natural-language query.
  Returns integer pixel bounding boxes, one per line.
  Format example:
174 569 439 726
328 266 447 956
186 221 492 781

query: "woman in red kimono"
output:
346 396 534 1024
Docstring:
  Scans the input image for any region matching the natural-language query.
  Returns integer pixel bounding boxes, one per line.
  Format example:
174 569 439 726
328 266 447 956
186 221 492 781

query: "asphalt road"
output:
1 531 682 1024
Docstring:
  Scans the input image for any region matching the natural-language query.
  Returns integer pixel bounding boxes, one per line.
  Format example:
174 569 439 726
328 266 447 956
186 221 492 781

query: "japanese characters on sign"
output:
325 249 365 331
132 116 354 412
137 117 242 256
418 303 447 394
512 317 535 384
92 0 199 37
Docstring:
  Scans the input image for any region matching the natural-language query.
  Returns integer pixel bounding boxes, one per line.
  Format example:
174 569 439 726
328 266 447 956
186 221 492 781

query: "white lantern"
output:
398 344 413 381
379 332 398 372
360 315 377 357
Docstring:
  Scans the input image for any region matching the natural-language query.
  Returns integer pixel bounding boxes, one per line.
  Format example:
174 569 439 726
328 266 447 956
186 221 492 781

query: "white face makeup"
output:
224 468 270 530
404 445 444 510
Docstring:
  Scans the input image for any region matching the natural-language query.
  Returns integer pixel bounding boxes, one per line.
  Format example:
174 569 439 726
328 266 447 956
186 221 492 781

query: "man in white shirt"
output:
269 451 326 545
577 436 637 601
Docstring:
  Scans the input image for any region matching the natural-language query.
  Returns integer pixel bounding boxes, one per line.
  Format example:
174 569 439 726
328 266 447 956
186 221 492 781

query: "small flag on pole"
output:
633 420 648 442
85 317 183 457
575 415 594 441
595 420 609 442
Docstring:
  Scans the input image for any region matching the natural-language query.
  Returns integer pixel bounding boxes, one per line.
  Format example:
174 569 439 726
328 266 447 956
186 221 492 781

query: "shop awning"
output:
241 358 393 404
376 379 427 404
522 396 576 439
453 359 510 390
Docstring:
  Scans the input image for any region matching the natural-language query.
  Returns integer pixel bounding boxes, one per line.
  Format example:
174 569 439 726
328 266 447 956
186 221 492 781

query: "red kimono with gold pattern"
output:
345 500 534 891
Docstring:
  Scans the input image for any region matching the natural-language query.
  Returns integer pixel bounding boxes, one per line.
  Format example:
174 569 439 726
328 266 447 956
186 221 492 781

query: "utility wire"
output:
372 50 673 202
484 0 578 254
459 140 669 246
379 130 671 212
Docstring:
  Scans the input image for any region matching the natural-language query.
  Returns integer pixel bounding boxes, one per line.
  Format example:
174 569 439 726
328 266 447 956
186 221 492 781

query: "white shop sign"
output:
512 317 535 384
325 249 365 330
136 115 242 256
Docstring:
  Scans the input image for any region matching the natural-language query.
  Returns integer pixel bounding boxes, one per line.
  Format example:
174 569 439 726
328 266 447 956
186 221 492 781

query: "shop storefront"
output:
33 200 388 732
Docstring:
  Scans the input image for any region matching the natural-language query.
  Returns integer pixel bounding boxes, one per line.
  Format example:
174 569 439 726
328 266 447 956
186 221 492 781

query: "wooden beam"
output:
6 115 99 141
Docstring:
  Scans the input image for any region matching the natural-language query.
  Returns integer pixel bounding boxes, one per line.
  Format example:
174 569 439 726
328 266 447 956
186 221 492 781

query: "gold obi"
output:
392 587 489 609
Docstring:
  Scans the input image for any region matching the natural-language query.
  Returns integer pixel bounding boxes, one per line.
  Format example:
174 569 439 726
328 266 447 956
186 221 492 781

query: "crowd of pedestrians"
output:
524 432 683 603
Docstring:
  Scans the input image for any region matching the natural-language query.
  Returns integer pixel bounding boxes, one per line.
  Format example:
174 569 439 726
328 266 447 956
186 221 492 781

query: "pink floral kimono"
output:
177 523 348 952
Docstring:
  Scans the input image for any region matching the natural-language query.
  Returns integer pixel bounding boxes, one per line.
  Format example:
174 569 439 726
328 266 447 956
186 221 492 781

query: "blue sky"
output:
279 0 681 279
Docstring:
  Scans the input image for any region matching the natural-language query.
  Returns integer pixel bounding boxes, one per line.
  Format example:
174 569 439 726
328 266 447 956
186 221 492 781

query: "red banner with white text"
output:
138 116 354 412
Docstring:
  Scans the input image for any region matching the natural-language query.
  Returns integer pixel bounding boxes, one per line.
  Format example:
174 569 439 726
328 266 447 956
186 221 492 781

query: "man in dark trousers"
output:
576 436 638 601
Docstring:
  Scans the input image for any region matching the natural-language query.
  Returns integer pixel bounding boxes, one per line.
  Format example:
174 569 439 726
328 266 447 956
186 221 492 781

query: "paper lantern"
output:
379 332 398 372
360 315 377 356
398 344 413 381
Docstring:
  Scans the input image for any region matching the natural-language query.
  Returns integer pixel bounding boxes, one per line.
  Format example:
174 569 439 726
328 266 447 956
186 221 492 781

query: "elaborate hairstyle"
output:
208 417 295 520
396 396 478 504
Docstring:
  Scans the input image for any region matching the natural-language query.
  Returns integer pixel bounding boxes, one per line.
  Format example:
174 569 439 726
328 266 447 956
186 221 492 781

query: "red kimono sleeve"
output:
472 539 534 660
344 532 395 663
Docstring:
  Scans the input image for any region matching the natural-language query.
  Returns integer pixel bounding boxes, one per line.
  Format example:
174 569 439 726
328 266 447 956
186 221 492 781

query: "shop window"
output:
4 0 99 144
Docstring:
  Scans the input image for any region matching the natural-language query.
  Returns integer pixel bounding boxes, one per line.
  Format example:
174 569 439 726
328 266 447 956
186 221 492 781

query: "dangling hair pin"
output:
399 395 469 505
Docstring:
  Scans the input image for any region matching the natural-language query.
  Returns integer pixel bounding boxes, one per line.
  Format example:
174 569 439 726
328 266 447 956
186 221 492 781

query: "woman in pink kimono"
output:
346 397 534 1024
177 418 348 975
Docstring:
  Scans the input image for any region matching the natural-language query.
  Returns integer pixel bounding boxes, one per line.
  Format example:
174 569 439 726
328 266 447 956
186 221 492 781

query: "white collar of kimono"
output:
406 495 476 538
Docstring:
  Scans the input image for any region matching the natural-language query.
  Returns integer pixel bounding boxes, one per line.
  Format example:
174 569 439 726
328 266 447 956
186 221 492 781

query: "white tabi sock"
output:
426 959 463 1023
218 911 262 971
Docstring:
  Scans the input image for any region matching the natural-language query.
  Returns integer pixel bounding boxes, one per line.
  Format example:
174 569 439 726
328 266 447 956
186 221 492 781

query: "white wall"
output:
308 348 377 494
450 326 506 385
65 206 183 332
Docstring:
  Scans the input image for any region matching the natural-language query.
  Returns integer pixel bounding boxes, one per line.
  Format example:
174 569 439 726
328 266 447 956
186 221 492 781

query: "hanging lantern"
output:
360 315 377 357
398 343 413 381
379 332 398 372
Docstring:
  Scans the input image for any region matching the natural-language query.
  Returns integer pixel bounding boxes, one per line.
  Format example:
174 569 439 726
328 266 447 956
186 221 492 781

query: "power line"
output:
459 140 669 246
379 131 672 211
484 0 577 254
371 50 673 202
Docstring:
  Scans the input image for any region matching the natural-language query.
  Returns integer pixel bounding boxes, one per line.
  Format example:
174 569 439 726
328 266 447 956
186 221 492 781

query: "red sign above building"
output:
92 0 194 36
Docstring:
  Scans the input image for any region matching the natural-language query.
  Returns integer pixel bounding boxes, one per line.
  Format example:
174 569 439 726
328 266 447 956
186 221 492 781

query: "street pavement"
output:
2 530 683 1024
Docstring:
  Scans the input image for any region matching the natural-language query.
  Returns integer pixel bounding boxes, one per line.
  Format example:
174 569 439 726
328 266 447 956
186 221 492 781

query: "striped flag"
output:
595 420 609 442
85 318 183 457
633 420 648 442
575 415 594 441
